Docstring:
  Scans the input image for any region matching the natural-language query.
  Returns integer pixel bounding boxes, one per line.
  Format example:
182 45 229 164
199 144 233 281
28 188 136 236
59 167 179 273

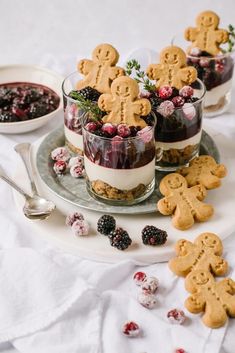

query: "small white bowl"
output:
0 65 64 134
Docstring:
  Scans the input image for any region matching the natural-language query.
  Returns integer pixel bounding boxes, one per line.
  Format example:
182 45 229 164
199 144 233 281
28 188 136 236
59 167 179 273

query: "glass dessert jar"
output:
153 79 206 171
82 116 156 205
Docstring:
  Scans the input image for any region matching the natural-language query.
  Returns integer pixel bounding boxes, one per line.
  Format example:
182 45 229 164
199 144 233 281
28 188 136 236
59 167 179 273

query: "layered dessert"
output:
184 11 234 115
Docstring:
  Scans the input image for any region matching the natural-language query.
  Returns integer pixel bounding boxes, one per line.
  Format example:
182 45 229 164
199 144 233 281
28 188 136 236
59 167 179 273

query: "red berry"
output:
199 58 210 67
133 271 147 286
117 124 131 138
158 85 173 99
12 106 26 119
182 103 196 120
215 62 224 73
122 321 140 337
175 349 185 353
85 122 97 132
157 100 175 117
70 164 84 178
172 96 185 107
167 309 186 325
101 123 117 136
137 126 153 143
179 86 194 98
53 160 67 175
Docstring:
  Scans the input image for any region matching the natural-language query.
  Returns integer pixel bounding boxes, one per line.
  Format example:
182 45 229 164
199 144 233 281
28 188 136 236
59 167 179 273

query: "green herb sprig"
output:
69 91 103 121
125 59 156 92
222 24 235 53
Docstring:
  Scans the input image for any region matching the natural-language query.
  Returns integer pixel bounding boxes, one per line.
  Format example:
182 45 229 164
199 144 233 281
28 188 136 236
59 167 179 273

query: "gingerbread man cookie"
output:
185 270 235 328
146 46 197 90
76 43 125 93
185 11 229 56
157 173 214 230
98 76 150 127
178 155 227 189
169 232 228 277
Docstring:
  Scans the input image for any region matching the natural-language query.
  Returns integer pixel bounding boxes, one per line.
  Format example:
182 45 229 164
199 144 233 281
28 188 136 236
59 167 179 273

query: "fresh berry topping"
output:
71 220 89 236
182 103 196 120
175 349 186 353
70 164 84 178
101 123 117 136
117 124 131 138
158 85 173 99
157 100 174 117
142 226 168 246
68 156 84 168
51 147 70 162
199 58 210 68
138 292 157 309
108 227 132 250
85 122 98 132
53 160 67 175
12 106 27 120
172 96 185 108
215 62 224 73
122 321 140 337
189 47 202 57
70 87 101 101
179 86 194 98
141 276 159 294
137 126 153 143
97 214 116 235
167 309 186 325
66 212 84 227
133 271 147 286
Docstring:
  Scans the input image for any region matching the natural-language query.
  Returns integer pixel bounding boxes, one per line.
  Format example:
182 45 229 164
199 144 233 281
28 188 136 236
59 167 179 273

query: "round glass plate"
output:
36 126 220 215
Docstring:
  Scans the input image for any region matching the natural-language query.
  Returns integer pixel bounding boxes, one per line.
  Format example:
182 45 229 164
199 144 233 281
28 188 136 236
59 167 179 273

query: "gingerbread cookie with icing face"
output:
185 11 229 56
169 232 228 277
147 46 197 90
157 173 214 230
76 43 125 93
98 76 150 127
178 155 227 189
185 270 235 328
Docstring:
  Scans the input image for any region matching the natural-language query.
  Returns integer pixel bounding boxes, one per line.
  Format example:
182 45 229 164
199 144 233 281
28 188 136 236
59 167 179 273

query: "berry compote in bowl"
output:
0 65 63 134
82 115 156 205
172 36 234 117
147 80 205 171
62 71 102 155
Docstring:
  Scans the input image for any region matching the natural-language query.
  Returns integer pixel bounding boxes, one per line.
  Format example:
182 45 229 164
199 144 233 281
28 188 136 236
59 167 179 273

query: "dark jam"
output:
0 82 60 123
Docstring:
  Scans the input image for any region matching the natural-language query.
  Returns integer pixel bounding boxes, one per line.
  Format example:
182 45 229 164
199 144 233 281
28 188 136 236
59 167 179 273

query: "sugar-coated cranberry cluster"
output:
51 147 84 177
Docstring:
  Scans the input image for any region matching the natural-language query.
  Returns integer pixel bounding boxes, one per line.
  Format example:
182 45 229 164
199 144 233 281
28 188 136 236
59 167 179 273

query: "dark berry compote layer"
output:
0 82 60 123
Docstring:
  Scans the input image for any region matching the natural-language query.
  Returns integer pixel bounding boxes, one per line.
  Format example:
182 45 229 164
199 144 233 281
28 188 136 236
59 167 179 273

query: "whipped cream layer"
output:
84 155 155 190
156 130 202 151
64 125 83 150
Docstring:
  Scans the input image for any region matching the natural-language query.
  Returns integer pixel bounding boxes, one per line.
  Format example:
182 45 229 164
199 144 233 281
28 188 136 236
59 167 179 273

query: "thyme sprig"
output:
125 59 156 92
222 24 235 53
69 90 103 121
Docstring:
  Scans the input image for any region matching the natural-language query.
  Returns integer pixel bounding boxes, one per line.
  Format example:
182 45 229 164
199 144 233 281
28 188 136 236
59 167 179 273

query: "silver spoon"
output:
0 165 55 220
13 143 56 219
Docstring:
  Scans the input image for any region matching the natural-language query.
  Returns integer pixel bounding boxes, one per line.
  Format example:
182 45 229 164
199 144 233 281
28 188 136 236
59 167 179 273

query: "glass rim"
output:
62 70 82 102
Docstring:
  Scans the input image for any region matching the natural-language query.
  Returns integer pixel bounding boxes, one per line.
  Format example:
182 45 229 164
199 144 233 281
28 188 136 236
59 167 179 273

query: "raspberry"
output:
167 309 186 325
71 220 89 236
141 276 159 294
182 103 196 120
137 126 153 143
85 122 98 132
138 292 157 309
122 321 140 337
66 212 84 227
108 227 132 250
51 147 70 162
157 100 174 117
117 124 131 138
53 160 67 175
179 86 194 98
133 271 147 286
142 225 168 246
70 87 100 101
158 85 173 99
172 96 185 108
68 156 84 168
70 164 84 178
97 215 116 235
101 123 117 136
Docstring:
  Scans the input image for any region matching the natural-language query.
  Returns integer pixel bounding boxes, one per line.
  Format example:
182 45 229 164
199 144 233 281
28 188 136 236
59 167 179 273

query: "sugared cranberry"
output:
157 100 175 117
66 212 84 227
179 86 194 98
182 103 196 120
101 123 117 136
175 349 186 353
167 309 186 325
140 91 152 98
53 160 67 175
189 47 202 57
199 58 210 68
68 156 84 168
137 126 153 143
133 271 147 286
117 124 131 137
172 96 185 107
71 220 89 236
215 62 224 73
51 147 70 162
141 276 159 294
158 85 173 99
122 321 140 337
70 164 84 178
85 122 98 132
138 292 157 309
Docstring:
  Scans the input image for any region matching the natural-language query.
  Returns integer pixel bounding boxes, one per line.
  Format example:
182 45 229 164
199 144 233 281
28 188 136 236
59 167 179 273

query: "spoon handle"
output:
14 143 38 195
0 166 31 199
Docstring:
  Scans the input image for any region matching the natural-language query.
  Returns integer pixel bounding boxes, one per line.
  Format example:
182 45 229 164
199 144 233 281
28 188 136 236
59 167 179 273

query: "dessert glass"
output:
62 71 85 155
172 36 235 117
82 116 156 205
155 79 206 171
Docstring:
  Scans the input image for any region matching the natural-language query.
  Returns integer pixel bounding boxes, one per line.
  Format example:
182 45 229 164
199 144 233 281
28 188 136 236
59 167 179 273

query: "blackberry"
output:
70 87 101 101
142 225 168 246
108 227 132 250
97 214 116 235
28 102 48 119
0 112 18 122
